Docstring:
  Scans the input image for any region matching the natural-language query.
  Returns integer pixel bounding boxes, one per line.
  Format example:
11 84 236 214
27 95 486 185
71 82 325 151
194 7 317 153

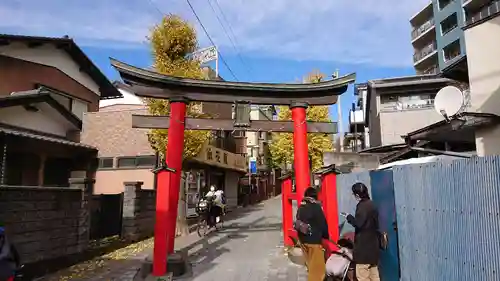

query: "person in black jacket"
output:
0 226 20 281
344 182 380 281
296 187 329 281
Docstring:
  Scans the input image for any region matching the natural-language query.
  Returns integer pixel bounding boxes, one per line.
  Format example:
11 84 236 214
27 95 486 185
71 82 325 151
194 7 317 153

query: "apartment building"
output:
463 0 500 156
411 0 497 82
433 0 469 81
234 105 277 201
411 2 439 75
364 75 454 147
245 105 275 168
344 83 370 151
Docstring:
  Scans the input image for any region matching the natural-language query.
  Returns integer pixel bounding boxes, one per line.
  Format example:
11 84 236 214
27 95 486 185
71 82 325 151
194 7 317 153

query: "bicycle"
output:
195 200 224 237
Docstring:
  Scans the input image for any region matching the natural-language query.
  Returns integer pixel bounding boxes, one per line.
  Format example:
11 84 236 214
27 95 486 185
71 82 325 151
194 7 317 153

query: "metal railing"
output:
418 65 439 75
411 19 435 40
413 42 437 63
466 0 500 26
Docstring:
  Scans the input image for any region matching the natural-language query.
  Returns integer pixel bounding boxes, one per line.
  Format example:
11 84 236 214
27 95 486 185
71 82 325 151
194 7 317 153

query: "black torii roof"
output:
110 58 356 105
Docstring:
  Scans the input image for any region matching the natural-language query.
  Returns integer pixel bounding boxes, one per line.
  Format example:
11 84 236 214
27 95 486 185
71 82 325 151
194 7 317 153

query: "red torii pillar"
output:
280 102 311 246
290 102 311 203
316 165 340 252
152 98 188 276
280 172 294 247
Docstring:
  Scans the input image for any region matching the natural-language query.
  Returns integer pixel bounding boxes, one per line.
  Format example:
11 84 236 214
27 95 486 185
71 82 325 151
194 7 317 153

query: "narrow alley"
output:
39 197 306 281
185 196 306 281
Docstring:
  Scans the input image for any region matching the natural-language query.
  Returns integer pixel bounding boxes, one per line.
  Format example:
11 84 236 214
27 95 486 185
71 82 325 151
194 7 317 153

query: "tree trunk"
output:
176 171 190 237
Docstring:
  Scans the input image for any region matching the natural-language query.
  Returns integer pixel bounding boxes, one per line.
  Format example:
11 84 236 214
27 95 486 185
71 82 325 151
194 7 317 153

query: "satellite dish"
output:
434 86 465 120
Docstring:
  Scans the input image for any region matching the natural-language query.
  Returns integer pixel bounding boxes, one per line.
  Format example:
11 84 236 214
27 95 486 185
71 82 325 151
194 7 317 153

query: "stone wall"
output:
121 181 155 241
0 178 93 264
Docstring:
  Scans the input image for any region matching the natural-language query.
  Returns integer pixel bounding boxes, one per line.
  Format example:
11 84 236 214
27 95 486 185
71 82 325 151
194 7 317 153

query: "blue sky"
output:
0 0 428 130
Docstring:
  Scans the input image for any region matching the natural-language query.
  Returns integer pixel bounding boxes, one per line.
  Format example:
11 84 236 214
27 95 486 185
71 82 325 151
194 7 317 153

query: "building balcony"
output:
410 2 434 26
411 19 435 42
413 42 438 65
418 65 439 75
466 0 500 26
438 0 453 10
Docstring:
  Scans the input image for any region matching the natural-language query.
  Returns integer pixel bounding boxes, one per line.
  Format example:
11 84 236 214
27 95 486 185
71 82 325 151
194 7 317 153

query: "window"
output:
233 130 245 137
440 13 458 35
117 157 136 168
438 0 452 10
136 156 156 167
72 99 89 120
443 39 461 62
98 158 114 169
117 156 156 168
380 94 435 111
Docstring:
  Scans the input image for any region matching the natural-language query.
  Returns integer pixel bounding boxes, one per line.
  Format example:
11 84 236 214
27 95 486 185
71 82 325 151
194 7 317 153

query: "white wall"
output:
0 42 101 95
350 110 364 123
464 16 500 156
99 89 143 107
0 105 73 136
379 108 442 145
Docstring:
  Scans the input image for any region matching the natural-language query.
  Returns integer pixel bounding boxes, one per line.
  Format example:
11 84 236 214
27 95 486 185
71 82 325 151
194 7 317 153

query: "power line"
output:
211 0 255 75
205 0 253 78
145 0 164 17
145 0 239 81
185 0 239 81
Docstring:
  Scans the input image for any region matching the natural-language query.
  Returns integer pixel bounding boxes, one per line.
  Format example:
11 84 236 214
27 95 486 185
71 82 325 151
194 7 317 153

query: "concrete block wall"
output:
121 181 156 241
0 178 93 264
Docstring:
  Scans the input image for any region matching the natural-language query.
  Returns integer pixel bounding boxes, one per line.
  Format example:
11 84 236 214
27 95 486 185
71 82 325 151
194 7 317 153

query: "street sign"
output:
190 46 217 64
249 157 257 174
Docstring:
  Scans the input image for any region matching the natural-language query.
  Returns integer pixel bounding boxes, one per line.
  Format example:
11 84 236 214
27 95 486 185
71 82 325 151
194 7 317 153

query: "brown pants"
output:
303 243 326 281
356 264 380 281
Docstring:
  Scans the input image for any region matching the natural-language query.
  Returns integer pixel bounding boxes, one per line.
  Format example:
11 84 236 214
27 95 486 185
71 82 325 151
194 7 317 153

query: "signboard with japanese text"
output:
195 144 246 172
189 46 217 64
249 157 257 174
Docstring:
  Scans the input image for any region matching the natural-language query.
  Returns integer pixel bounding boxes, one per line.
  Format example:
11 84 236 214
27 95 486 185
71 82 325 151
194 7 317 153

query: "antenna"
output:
434 86 465 122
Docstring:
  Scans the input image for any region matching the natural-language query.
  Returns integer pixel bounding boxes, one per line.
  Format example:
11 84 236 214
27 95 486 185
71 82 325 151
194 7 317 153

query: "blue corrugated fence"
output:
370 170 399 281
393 156 500 281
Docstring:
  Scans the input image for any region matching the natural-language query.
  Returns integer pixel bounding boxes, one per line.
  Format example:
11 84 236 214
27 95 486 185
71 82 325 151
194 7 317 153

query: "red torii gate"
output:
111 58 355 277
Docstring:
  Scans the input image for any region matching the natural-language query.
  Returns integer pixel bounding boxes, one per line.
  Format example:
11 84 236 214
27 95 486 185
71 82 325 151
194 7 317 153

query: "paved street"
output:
183 196 306 281
40 196 306 281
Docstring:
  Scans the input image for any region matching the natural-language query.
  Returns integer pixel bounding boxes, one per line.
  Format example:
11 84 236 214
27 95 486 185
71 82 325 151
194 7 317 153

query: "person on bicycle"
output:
204 185 225 227
0 225 20 281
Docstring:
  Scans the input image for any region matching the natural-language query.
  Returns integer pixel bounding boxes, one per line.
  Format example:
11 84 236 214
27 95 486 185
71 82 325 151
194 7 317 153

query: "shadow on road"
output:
177 202 282 279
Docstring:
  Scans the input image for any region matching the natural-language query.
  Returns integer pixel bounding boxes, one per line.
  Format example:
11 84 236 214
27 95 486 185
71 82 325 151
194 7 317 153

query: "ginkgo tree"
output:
145 14 214 160
269 71 335 170
145 14 215 236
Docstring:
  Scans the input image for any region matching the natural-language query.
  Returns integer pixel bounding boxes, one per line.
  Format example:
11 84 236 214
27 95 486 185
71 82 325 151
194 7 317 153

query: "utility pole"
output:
333 69 343 152
215 47 219 78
